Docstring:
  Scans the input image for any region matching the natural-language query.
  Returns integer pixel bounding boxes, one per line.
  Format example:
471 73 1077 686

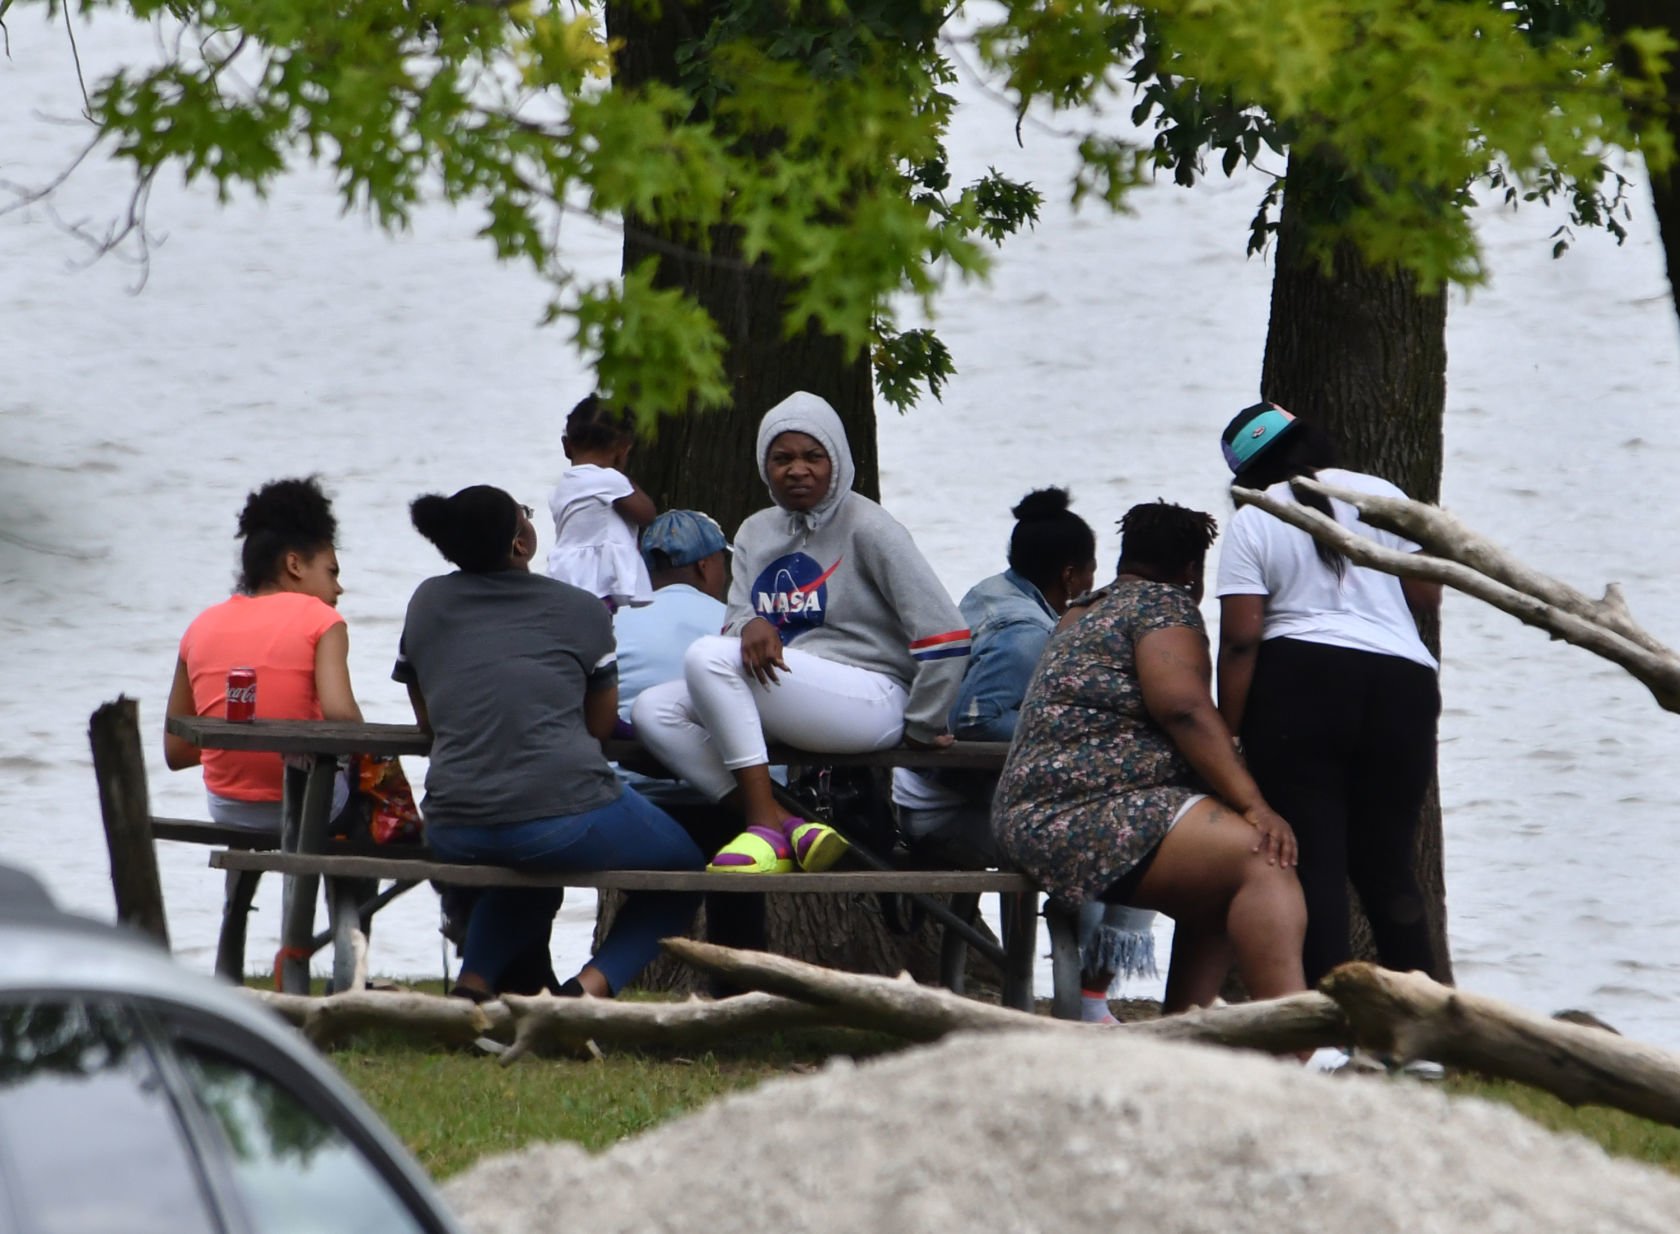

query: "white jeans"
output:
631 635 908 802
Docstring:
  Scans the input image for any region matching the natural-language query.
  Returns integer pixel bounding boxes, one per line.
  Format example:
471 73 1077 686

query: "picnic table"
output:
163 716 1052 1008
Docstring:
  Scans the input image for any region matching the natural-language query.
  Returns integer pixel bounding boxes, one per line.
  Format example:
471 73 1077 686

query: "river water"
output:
5 14 1680 1043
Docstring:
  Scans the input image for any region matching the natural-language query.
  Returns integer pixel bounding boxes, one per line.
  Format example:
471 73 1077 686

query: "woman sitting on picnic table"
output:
994 501 1308 1012
397 484 703 1001
893 486 1163 1023
164 476 363 831
633 390 970 874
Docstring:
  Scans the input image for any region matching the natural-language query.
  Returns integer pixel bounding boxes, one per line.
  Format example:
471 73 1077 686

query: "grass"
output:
1447 1076 1680 1177
330 1025 903 1178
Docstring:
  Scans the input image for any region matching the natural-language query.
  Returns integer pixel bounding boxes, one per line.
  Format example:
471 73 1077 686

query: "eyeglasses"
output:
519 504 534 519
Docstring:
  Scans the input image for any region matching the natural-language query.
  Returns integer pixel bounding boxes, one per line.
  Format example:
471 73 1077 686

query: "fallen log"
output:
662 939 1347 1054
660 939 1074 1038
669 944 1680 1125
1324 963 1680 1126
498 991 836 1063
251 985 845 1057
254 987 510 1050
247 938 1344 1057
241 942 1680 1127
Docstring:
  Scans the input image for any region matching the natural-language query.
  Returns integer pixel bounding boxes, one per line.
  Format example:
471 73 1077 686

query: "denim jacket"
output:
948 569 1058 742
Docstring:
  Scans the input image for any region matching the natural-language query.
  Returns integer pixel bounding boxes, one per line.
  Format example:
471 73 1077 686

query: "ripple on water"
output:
1591 984 1670 1005
1613 957 1675 974
0 755 55 775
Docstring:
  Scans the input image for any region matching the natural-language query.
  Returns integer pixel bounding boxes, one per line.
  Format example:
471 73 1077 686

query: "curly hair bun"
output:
237 477 336 544
1011 487 1073 522
408 494 454 545
234 476 337 593
409 485 519 573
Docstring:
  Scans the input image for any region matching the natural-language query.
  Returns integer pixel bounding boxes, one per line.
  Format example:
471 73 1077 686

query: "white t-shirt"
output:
1215 468 1437 670
546 464 653 606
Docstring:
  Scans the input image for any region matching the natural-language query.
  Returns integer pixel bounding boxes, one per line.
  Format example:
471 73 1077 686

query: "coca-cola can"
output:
226 667 258 723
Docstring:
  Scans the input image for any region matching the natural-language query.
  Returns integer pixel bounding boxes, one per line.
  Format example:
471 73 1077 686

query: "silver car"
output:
0 865 465 1234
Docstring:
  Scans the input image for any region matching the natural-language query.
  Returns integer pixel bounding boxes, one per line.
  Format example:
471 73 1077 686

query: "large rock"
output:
443 1030 1680 1233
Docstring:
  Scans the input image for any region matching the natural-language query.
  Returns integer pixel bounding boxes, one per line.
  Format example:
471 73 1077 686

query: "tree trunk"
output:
604 0 878 534
599 2 960 989
1257 149 1454 984
1602 1 1680 331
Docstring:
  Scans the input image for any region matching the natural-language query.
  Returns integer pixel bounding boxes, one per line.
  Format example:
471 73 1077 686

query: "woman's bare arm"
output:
1401 575 1443 624
163 658 201 770
1136 623 1295 866
313 623 364 723
406 682 431 734
1216 594 1265 733
584 684 620 743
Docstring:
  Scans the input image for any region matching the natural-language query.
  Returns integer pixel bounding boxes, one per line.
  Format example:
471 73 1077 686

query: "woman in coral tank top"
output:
164 477 363 832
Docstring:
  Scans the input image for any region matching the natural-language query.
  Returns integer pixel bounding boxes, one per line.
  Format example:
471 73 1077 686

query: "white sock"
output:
1080 991 1117 1025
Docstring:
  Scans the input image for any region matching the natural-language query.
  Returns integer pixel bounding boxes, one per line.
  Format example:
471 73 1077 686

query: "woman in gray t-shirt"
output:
395 484 702 1002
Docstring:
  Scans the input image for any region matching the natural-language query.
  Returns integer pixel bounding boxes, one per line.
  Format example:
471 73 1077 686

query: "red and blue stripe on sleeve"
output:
909 629 972 662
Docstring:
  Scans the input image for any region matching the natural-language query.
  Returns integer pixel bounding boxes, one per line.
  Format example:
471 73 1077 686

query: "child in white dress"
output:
546 396 658 608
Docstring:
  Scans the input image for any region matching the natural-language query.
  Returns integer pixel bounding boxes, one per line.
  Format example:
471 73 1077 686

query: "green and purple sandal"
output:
787 818 849 873
706 825 795 874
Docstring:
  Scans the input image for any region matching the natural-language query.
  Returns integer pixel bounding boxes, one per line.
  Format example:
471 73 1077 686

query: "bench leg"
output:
938 892 981 995
1000 890 1038 1012
215 869 262 982
318 877 389 992
277 758 336 994
1045 900 1083 1021
327 878 364 994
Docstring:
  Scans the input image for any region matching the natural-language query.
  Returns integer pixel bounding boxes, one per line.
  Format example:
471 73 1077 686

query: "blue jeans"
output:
427 787 703 994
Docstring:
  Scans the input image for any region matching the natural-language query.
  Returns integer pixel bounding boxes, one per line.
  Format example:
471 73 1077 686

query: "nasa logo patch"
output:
750 552 842 641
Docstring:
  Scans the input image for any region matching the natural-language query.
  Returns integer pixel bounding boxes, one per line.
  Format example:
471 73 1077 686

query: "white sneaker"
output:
1304 1047 1391 1075
1305 1046 1351 1073
1387 1056 1446 1081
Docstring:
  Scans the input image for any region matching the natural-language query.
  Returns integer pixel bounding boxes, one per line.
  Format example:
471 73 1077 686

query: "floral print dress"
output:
993 580 1208 907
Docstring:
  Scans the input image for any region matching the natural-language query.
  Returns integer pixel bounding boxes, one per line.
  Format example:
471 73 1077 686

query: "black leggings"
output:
1241 637 1440 985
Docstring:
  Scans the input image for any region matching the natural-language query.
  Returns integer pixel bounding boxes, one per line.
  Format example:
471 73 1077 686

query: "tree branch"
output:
1293 476 1670 655
1232 482 1680 711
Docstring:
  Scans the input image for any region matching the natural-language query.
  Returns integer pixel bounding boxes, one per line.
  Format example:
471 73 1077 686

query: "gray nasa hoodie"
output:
725 392 970 744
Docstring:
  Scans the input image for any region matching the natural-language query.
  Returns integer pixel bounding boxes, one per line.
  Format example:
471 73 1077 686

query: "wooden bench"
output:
148 817 277 981
148 817 425 983
150 817 280 849
164 716 1083 1013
